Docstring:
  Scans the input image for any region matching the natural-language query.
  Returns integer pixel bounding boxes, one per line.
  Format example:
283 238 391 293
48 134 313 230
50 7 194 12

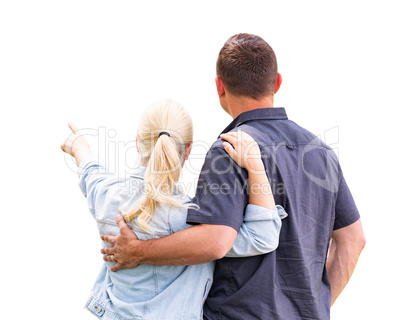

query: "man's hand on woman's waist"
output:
101 214 141 272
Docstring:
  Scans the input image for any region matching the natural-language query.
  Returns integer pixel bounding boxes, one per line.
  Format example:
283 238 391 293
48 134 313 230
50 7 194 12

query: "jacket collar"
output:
220 107 288 135
130 165 146 178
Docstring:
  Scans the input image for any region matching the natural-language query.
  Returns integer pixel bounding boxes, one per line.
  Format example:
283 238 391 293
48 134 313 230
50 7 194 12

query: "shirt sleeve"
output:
186 146 249 232
226 204 288 257
77 155 114 214
333 164 360 230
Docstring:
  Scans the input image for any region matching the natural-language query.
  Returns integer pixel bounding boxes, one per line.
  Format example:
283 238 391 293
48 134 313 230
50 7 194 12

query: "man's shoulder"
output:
237 119 333 150
209 138 226 151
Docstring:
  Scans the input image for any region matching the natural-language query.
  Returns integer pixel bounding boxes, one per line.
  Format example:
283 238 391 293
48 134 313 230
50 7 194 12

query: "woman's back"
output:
79 159 214 320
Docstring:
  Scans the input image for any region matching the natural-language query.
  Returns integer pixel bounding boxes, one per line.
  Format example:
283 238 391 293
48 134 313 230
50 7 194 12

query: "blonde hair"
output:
123 99 196 231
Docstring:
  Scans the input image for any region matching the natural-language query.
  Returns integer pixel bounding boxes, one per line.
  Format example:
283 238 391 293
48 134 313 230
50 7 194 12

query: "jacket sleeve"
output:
77 155 114 215
225 204 288 257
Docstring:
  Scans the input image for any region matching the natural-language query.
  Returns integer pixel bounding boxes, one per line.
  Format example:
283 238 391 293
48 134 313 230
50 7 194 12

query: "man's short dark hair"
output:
216 33 278 100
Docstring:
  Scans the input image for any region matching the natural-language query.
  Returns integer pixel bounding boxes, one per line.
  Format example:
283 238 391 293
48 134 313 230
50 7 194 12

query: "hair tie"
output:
158 131 171 138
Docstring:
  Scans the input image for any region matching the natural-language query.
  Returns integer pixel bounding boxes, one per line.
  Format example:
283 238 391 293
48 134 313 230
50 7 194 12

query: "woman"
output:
61 99 287 320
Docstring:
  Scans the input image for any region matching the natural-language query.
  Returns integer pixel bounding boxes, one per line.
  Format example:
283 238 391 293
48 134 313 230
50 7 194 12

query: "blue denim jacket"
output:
78 156 287 320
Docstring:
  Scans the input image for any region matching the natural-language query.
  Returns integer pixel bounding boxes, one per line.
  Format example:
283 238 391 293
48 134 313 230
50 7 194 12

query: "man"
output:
101 33 365 319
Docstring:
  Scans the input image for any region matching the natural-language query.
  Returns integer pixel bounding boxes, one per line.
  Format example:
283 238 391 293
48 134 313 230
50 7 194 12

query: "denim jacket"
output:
78 156 287 320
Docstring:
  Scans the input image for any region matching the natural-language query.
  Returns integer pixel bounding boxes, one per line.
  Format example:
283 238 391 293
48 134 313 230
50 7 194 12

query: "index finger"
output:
226 130 253 140
221 131 240 138
220 133 239 146
68 123 79 134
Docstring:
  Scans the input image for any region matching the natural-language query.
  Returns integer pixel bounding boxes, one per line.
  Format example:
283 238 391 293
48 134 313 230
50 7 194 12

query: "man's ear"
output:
184 142 193 160
274 73 282 94
215 76 225 98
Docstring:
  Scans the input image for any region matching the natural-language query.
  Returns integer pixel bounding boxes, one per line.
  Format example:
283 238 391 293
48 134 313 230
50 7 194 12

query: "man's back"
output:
187 107 360 320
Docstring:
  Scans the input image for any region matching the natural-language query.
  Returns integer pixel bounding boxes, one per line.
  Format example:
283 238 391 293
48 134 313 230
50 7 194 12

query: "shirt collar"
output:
219 107 288 135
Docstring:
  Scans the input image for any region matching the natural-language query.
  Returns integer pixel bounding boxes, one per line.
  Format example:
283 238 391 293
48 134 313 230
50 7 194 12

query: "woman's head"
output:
123 99 195 231
137 99 193 168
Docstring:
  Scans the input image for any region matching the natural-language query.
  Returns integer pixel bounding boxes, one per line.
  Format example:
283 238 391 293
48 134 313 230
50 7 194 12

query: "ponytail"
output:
122 99 197 231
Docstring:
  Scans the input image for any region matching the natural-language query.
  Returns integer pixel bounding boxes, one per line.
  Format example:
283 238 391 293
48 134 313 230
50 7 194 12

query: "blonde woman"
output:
61 99 287 320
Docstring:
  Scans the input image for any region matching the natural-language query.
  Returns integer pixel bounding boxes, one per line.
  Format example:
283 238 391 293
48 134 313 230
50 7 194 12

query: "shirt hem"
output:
333 212 360 230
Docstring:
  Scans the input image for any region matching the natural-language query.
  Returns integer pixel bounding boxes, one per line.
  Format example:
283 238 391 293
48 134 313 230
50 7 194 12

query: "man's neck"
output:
227 94 274 119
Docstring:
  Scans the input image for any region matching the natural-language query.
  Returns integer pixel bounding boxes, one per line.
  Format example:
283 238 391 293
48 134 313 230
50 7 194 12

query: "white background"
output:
1 1 401 319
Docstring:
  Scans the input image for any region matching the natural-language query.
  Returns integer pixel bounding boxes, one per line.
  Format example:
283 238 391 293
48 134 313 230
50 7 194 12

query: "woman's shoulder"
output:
130 195 192 238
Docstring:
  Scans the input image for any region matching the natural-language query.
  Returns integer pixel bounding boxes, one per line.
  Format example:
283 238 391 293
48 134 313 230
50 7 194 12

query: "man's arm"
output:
102 205 288 270
101 216 237 271
326 218 366 306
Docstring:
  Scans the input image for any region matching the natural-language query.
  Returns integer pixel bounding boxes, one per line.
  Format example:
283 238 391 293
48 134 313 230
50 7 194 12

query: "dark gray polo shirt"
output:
187 107 360 320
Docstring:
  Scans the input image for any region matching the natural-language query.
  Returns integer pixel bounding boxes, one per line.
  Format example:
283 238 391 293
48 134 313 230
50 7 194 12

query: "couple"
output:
61 34 365 320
